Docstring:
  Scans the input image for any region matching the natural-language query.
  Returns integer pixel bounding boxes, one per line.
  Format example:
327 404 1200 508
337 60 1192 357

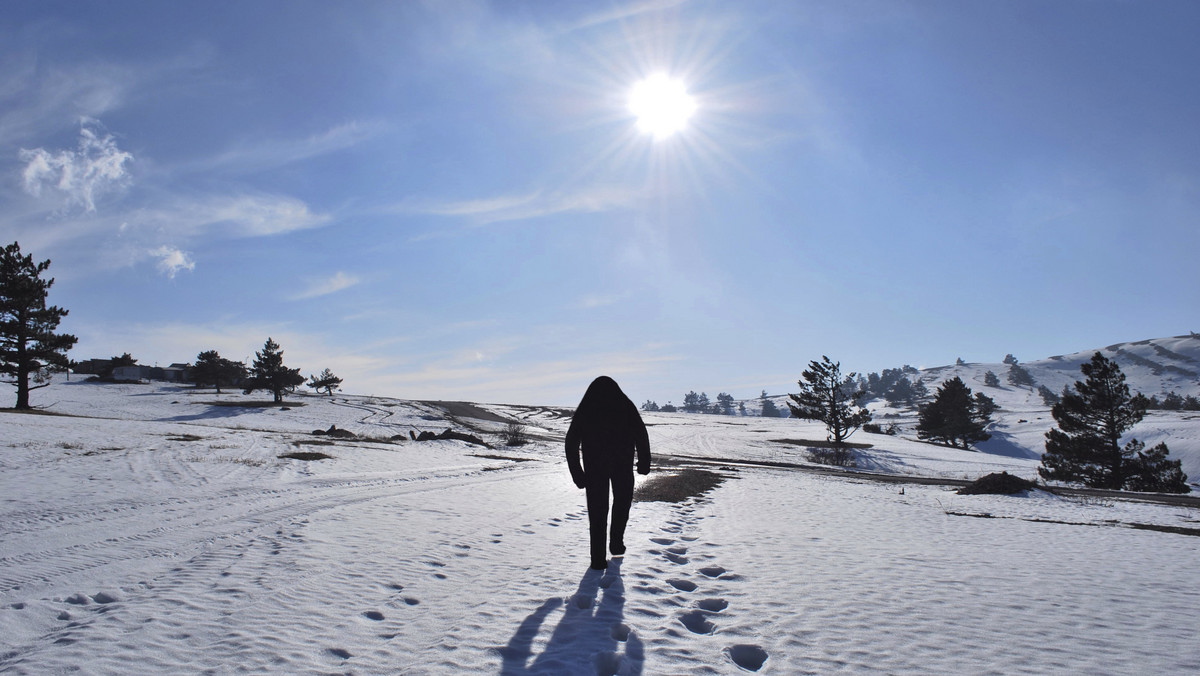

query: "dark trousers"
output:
585 470 634 564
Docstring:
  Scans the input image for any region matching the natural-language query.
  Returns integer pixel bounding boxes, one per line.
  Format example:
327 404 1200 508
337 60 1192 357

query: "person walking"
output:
565 376 651 571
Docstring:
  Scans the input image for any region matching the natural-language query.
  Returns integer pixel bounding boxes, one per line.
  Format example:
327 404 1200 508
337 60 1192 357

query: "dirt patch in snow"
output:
635 468 726 503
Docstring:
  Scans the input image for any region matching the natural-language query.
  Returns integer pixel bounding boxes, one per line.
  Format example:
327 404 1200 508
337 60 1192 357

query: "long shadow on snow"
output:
498 558 642 675
974 430 1041 459
159 405 263 423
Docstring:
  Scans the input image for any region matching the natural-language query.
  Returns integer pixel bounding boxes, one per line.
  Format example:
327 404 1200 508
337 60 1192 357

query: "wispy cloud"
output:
150 246 195 278
574 293 623 309
189 193 331 237
570 0 690 31
182 120 386 175
291 272 361 300
19 120 133 212
401 184 640 225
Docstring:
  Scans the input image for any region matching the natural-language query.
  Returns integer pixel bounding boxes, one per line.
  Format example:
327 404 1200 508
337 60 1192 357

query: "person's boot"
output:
590 559 608 571
610 539 625 556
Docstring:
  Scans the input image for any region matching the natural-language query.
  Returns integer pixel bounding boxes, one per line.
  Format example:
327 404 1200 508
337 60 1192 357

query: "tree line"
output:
1 241 341 409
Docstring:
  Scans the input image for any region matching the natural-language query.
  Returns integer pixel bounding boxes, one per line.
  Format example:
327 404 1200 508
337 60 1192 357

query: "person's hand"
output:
637 463 650 475
572 471 586 489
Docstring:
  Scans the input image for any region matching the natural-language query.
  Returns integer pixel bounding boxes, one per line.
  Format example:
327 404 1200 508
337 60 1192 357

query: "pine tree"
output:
0 242 78 409
1007 363 1035 388
787 356 871 446
1039 352 1189 493
983 370 1000 387
716 392 735 415
760 391 780 417
242 337 305 404
1037 384 1060 406
306 368 343 395
641 400 659 412
916 377 994 449
192 350 246 393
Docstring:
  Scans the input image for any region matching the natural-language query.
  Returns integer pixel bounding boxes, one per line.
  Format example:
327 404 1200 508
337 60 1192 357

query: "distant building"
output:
112 365 153 381
73 358 112 376
150 365 190 382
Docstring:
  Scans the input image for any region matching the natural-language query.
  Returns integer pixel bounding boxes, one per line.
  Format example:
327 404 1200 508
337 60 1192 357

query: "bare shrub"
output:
502 422 529 446
805 446 856 467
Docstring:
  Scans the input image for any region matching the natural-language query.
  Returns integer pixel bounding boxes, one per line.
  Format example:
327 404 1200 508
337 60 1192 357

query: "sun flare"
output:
628 73 696 139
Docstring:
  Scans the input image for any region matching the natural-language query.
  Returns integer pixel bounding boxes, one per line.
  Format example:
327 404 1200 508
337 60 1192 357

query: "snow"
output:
2 379 1199 674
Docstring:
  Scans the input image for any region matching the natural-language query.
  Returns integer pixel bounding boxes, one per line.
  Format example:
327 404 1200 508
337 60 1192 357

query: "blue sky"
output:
2 0 1197 406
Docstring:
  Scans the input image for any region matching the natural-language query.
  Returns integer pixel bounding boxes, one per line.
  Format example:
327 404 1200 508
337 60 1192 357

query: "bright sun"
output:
628 73 696 139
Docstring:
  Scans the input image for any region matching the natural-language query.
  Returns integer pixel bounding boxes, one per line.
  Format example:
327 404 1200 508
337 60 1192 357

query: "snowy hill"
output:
2 378 1199 673
751 334 1200 484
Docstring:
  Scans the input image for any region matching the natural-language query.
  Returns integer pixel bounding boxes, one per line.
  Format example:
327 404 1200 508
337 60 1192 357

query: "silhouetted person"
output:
566 376 651 570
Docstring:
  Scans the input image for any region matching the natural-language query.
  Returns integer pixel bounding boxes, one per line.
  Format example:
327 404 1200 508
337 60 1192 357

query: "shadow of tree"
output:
975 429 1042 459
159 406 260 423
498 559 642 675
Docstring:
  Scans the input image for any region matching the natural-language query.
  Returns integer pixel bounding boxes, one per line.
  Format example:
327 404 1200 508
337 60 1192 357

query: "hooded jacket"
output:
565 376 651 487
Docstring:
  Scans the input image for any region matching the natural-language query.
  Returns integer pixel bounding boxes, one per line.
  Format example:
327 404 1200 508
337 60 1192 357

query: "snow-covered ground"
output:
2 381 1199 674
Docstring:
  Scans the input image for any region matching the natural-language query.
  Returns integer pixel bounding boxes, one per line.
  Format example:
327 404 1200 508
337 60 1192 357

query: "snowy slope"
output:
2 380 1199 673
748 335 1200 486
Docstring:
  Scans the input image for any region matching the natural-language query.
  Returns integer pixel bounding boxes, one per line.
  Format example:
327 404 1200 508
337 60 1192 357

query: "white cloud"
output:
150 246 195 278
402 185 640 225
199 194 331 237
19 121 133 212
575 293 623 309
183 120 387 175
291 272 361 300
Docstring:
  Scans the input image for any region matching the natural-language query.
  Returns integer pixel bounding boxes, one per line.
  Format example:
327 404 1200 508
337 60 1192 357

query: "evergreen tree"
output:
916 377 994 449
884 376 913 405
760 390 780 417
787 356 871 445
641 400 659 412
242 337 305 404
1003 354 1019 366
192 350 246 393
682 391 702 413
1039 353 1188 493
956 357 966 366
1160 392 1184 410
716 392 735 415
738 401 746 416
0 242 78 409
1037 384 1060 407
306 368 343 395
1007 363 1035 388
983 370 1000 387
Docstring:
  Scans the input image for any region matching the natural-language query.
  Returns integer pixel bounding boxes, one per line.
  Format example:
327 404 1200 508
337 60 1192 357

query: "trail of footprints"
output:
638 511 769 673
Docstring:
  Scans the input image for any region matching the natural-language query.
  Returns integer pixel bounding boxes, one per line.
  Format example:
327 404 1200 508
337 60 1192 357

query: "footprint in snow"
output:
678 610 716 635
403 597 420 606
664 551 689 565
363 611 385 621
698 598 728 612
668 579 698 592
328 648 352 660
698 566 726 578
650 537 675 546
726 644 768 672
